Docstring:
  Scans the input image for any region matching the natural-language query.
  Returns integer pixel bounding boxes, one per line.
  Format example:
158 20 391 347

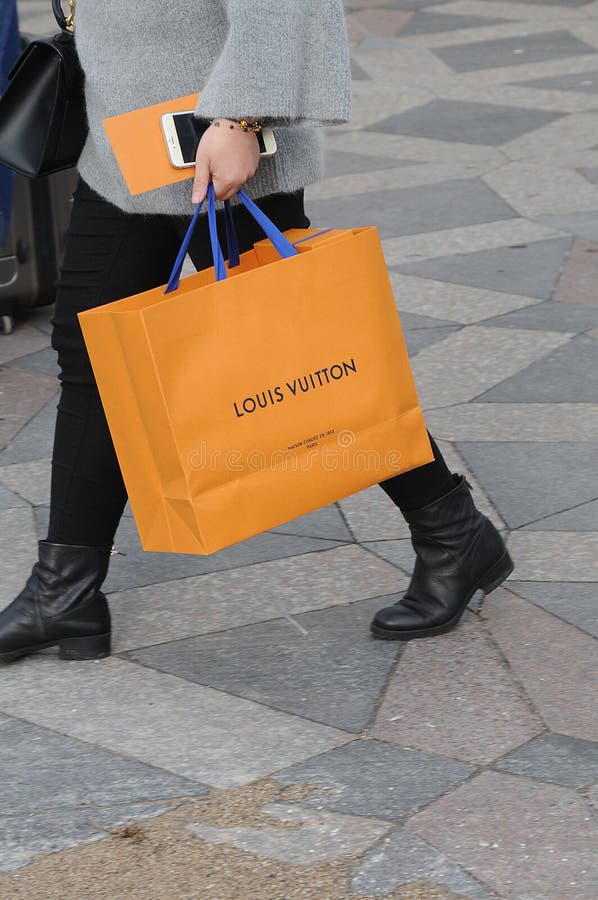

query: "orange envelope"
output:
102 93 200 195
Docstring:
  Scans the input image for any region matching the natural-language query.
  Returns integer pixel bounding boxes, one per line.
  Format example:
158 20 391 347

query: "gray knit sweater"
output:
74 0 352 216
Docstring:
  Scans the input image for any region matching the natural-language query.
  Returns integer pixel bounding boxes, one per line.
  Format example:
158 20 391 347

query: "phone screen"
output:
173 113 267 162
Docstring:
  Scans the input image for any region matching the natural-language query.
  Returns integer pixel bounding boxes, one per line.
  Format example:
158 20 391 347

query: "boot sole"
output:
0 632 111 663
370 550 514 642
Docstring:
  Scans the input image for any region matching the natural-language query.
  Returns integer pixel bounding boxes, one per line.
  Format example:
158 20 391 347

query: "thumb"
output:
192 158 211 205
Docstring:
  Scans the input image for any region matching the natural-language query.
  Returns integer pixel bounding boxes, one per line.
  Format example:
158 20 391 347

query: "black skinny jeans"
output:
48 176 452 548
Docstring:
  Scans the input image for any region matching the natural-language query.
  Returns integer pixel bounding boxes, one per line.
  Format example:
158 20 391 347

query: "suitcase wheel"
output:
1 315 14 335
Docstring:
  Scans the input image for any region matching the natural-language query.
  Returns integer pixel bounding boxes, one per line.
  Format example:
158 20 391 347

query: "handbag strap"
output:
164 184 299 294
52 0 76 30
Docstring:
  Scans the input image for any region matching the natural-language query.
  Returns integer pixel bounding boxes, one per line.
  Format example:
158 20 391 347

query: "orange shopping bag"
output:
78 186 434 554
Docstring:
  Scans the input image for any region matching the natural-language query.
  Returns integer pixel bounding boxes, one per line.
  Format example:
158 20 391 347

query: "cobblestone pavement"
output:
1 1 597 897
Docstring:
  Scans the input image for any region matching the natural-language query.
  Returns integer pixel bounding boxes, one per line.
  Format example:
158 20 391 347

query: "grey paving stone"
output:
508 581 598 639
0 483 28 508
455 441 598 529
269 503 353 541
435 31 597 75
399 12 506 37
5 346 60 377
0 459 51 506
504 0 593 6
306 178 515 239
32 506 346 592
0 802 173 874
0 507 38 608
515 69 598 95
0 368 58 453
410 771 598 899
324 149 415 177
109 545 402 652
350 827 493 898
479 334 598 402
481 299 598 333
338 486 412 543
0 657 350 788
523 498 598 533
0 394 58 464
275 739 474 820
404 325 460 356
366 100 564 146
395 238 572 300
494 733 598 788
400 311 458 330
19 304 54 336
580 167 598 184
350 57 371 81
190 803 389 866
365 539 416 575
129 598 402 733
0 718 207 817
533 211 598 243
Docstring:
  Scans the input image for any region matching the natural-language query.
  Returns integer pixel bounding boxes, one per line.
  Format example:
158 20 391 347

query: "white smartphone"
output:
161 111 277 168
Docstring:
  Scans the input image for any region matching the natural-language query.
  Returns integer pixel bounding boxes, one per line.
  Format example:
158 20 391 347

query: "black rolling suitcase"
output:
0 166 79 334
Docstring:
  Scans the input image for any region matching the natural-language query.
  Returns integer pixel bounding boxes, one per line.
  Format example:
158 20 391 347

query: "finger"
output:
192 159 211 204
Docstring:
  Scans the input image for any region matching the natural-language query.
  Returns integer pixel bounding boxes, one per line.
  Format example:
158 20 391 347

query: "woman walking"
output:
0 0 512 662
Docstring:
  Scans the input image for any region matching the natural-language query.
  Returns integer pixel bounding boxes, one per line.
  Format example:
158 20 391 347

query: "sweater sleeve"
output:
194 0 352 126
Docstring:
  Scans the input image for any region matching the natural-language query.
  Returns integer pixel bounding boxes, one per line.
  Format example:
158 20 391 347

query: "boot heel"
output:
58 632 111 661
479 550 514 595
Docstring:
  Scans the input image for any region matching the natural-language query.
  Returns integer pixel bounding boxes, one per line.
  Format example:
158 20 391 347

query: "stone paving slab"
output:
0 657 351 788
0 324 49 365
370 614 542 764
0 368 58 452
494 732 598 787
522 497 598 532
410 326 569 408
306 177 515 239
350 827 494 898
0 718 208 816
275 739 475 822
0 458 51 506
0 483 28 508
5 346 60 378
479 334 598 403
553 236 598 304
435 30 598 73
391 274 542 324
425 402 598 441
507 580 598 638
454 440 598 528
507 530 598 582
367 98 564 144
108 545 404 652
395 238 572 299
0 394 58 464
410 770 598 899
0 507 38 608
129 598 402 733
480 297 598 331
0 802 176 875
486 588 598 741
189 803 390 866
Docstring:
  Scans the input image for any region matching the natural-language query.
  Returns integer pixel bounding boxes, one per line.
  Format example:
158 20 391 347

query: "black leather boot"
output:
371 474 513 641
0 541 112 662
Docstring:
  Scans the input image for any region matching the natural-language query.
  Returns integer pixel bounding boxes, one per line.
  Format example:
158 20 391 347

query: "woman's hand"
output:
192 119 261 204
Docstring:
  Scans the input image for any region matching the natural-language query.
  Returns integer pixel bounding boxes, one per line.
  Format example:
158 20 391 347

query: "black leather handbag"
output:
0 0 88 177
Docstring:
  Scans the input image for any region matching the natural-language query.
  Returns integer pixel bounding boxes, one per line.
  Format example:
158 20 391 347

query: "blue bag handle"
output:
164 183 299 293
224 200 240 269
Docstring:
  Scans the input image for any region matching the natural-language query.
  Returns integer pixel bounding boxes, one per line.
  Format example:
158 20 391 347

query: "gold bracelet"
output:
209 118 263 134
